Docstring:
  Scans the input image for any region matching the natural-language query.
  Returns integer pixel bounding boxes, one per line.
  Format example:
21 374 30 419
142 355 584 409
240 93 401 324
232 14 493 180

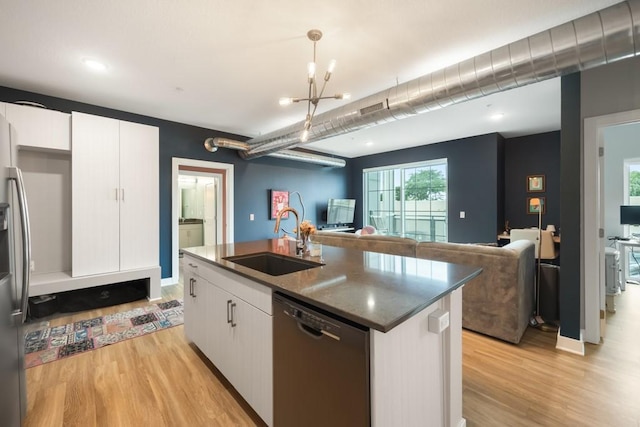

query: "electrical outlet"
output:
249 213 254 221
460 211 465 219
428 309 450 334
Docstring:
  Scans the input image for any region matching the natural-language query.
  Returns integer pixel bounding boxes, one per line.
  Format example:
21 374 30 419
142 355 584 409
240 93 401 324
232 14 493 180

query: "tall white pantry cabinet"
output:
71 112 159 278
0 103 161 300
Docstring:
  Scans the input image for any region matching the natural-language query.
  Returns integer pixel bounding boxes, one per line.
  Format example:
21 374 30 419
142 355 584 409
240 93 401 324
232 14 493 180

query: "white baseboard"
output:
161 277 178 287
555 328 585 356
457 418 467 427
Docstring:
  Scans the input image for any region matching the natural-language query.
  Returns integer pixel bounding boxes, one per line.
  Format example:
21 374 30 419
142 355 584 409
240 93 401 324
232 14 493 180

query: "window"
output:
363 159 447 241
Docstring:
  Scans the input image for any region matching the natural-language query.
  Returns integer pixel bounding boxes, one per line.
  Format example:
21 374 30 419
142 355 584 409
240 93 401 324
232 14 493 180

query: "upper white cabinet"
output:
5 104 70 151
0 102 6 117
71 112 159 277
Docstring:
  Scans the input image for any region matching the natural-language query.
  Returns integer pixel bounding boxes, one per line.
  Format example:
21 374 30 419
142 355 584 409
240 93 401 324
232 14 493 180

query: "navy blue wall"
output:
350 133 504 244
504 131 561 231
0 86 350 279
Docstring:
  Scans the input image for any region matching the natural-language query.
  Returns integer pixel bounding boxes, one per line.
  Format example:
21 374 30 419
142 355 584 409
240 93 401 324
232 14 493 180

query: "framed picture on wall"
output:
270 190 289 219
527 197 546 214
527 175 545 192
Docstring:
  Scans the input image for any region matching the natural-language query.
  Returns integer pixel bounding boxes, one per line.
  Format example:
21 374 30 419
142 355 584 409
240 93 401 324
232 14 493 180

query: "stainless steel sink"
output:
223 252 323 276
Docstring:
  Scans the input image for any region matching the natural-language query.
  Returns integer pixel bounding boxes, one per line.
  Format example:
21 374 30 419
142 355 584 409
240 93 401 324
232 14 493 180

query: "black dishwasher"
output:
273 292 370 427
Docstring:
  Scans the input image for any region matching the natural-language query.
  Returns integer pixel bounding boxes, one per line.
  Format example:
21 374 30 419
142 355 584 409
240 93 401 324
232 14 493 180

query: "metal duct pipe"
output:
268 149 346 167
240 0 640 159
204 137 346 167
205 137 250 151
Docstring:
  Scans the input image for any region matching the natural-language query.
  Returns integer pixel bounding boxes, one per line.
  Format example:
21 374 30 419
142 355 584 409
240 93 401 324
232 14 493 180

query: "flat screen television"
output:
327 199 356 225
620 205 640 225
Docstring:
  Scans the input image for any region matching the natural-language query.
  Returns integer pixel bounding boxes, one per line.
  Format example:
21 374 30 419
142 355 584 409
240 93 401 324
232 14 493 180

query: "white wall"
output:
603 123 640 238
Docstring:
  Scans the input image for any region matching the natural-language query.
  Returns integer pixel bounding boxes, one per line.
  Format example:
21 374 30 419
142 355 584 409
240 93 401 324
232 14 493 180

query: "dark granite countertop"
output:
183 238 482 333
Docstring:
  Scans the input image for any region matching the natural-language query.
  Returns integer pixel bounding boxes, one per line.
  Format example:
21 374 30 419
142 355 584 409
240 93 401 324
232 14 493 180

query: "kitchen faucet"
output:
274 206 304 256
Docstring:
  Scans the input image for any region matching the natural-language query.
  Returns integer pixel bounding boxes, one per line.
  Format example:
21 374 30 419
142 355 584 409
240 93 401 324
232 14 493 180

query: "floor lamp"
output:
530 198 544 326
530 198 558 332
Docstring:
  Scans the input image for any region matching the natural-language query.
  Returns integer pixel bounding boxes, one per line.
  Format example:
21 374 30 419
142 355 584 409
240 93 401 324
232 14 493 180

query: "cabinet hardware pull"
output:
115 188 119 200
121 188 125 201
189 278 193 296
192 279 197 297
227 300 232 324
230 302 237 327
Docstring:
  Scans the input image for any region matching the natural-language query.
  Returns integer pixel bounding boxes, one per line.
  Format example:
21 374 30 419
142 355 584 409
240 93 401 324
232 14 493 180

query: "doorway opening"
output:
169 158 234 286
584 109 640 345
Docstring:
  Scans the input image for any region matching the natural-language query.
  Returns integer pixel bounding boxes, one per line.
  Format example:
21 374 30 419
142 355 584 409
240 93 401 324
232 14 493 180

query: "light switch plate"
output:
460 211 465 219
249 213 255 221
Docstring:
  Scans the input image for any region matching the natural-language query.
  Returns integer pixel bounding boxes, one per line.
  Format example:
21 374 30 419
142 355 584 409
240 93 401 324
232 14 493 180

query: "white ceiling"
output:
0 0 623 158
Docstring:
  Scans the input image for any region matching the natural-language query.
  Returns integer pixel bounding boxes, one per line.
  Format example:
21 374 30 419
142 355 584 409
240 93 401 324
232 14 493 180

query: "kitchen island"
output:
182 238 482 427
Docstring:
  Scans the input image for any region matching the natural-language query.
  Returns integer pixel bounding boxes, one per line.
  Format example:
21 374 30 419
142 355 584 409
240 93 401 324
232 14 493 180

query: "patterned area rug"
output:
24 299 184 368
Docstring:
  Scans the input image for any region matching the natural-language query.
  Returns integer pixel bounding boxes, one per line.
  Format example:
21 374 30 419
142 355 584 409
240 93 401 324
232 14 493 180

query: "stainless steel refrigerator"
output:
0 113 31 427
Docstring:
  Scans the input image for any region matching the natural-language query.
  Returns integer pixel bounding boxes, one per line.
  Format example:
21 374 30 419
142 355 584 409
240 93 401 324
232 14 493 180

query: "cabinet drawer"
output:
187 256 272 315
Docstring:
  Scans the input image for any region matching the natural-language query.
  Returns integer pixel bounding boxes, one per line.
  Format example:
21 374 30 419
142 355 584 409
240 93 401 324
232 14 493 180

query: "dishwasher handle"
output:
296 320 340 341
298 321 323 339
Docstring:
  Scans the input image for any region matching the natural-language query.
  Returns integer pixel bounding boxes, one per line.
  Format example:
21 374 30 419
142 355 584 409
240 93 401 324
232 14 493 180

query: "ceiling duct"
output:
267 149 346 167
204 137 346 167
240 0 640 160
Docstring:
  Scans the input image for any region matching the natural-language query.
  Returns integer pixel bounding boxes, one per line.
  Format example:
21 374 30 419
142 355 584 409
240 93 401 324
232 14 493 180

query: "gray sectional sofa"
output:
312 231 536 344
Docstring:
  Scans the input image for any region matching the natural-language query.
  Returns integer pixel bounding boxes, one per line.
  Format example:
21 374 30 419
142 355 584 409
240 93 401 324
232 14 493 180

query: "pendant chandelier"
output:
279 29 350 142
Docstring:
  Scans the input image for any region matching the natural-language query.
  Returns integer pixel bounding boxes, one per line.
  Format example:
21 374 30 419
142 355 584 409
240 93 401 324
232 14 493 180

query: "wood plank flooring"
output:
23 282 640 426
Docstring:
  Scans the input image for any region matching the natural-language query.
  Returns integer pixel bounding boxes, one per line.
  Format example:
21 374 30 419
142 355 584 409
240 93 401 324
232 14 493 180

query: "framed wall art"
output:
270 190 289 219
527 197 546 215
527 175 545 192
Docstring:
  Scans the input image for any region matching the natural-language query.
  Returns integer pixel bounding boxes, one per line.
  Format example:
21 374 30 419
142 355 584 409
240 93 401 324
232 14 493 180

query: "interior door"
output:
203 181 217 245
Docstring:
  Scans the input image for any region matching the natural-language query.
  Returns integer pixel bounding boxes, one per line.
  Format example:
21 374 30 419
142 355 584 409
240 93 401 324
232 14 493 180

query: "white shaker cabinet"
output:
71 112 158 277
182 254 273 427
182 259 212 357
5 103 70 151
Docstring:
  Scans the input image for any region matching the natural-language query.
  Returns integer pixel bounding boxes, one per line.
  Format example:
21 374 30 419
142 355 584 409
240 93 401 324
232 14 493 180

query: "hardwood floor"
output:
23 282 640 426
463 284 640 426
23 282 265 427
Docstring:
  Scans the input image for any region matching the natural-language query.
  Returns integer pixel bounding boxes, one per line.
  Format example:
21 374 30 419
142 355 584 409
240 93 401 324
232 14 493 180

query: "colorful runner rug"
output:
24 299 184 368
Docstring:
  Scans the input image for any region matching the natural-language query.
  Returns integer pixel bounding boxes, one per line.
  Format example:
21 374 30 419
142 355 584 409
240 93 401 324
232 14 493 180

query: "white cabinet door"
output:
182 264 198 342
0 102 6 117
231 296 273 426
71 112 120 277
183 259 210 352
6 104 70 151
119 120 159 270
207 282 234 378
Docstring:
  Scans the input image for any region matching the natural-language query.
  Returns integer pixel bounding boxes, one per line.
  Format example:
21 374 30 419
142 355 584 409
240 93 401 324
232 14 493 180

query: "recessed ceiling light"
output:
490 113 505 120
365 141 374 146
82 58 108 72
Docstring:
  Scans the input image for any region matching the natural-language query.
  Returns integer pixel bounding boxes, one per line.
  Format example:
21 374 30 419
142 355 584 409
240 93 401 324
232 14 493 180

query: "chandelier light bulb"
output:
307 62 316 80
301 129 310 142
279 97 293 106
327 59 336 74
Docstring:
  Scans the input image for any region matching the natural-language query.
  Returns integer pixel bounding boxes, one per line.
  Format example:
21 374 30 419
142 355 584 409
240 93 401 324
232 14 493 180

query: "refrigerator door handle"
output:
9 166 32 323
